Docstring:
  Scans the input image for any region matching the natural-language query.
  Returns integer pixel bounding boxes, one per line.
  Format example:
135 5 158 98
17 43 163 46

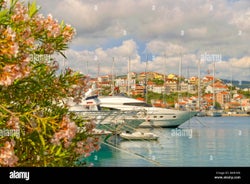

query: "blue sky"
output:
27 0 250 81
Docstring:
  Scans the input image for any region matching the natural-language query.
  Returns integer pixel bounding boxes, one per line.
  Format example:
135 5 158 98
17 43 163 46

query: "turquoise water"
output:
86 116 250 167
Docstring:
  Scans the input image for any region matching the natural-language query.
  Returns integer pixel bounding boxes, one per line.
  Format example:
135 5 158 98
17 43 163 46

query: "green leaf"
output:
55 145 62 156
60 20 65 27
28 0 39 18
9 0 18 11
0 9 8 23
39 134 45 148
50 144 57 153
0 9 8 17
27 138 36 148
59 51 67 59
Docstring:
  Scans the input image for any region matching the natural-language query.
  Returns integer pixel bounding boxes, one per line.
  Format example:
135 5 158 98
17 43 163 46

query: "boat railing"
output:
71 110 145 124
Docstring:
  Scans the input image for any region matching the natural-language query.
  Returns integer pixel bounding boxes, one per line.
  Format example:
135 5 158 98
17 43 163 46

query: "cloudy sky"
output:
30 0 250 81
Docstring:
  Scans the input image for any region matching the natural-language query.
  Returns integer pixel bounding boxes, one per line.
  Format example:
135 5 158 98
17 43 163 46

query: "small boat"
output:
92 128 112 136
119 131 159 141
206 107 222 117
196 110 207 117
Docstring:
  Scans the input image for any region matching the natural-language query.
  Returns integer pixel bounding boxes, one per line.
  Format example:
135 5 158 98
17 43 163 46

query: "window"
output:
123 102 152 107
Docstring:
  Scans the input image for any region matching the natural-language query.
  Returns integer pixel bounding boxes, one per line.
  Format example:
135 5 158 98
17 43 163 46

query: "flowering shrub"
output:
0 0 101 166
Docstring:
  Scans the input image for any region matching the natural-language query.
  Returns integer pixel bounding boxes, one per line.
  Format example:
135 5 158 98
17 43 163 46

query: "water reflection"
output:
87 117 250 167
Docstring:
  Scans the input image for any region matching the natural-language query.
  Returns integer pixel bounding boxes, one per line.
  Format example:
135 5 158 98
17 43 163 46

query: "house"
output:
165 79 178 92
216 91 230 108
205 81 229 94
189 76 198 85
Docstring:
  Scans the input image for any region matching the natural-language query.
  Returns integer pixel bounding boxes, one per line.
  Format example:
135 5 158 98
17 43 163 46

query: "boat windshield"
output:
123 102 152 107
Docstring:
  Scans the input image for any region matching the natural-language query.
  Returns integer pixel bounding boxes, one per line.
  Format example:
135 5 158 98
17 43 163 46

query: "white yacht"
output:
98 95 197 128
64 90 145 133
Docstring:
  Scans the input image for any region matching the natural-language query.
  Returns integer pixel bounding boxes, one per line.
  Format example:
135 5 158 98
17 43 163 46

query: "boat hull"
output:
138 111 197 128
119 132 159 140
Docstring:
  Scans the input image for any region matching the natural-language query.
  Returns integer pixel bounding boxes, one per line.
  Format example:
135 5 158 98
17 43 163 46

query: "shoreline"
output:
222 113 250 117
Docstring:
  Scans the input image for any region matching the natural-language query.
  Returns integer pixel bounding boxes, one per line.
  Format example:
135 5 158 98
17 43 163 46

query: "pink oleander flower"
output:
11 2 29 22
51 116 77 147
74 136 101 157
0 140 19 167
0 59 31 86
0 26 19 59
85 121 96 132
62 24 75 42
6 116 20 130
0 0 6 8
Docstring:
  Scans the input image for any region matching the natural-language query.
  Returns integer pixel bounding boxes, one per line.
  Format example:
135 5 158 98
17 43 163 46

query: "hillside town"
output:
86 71 250 115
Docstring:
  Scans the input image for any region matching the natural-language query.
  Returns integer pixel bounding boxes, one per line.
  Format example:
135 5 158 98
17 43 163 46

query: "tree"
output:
214 101 222 110
0 0 101 167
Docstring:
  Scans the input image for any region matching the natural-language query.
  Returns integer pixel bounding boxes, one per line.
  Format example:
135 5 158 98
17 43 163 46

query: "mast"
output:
97 58 100 95
111 57 115 96
163 54 167 105
86 60 89 77
230 61 233 102
97 59 100 79
178 53 182 105
145 54 148 103
212 59 215 107
197 58 201 110
127 56 131 96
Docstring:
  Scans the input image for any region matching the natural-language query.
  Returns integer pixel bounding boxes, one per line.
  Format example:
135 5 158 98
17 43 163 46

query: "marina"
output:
84 116 250 167
1 2 250 183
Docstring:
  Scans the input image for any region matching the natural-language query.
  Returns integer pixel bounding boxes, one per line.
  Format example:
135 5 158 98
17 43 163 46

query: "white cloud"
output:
106 40 138 57
230 9 250 31
145 40 187 56
187 27 208 38
231 56 250 69
25 0 250 81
